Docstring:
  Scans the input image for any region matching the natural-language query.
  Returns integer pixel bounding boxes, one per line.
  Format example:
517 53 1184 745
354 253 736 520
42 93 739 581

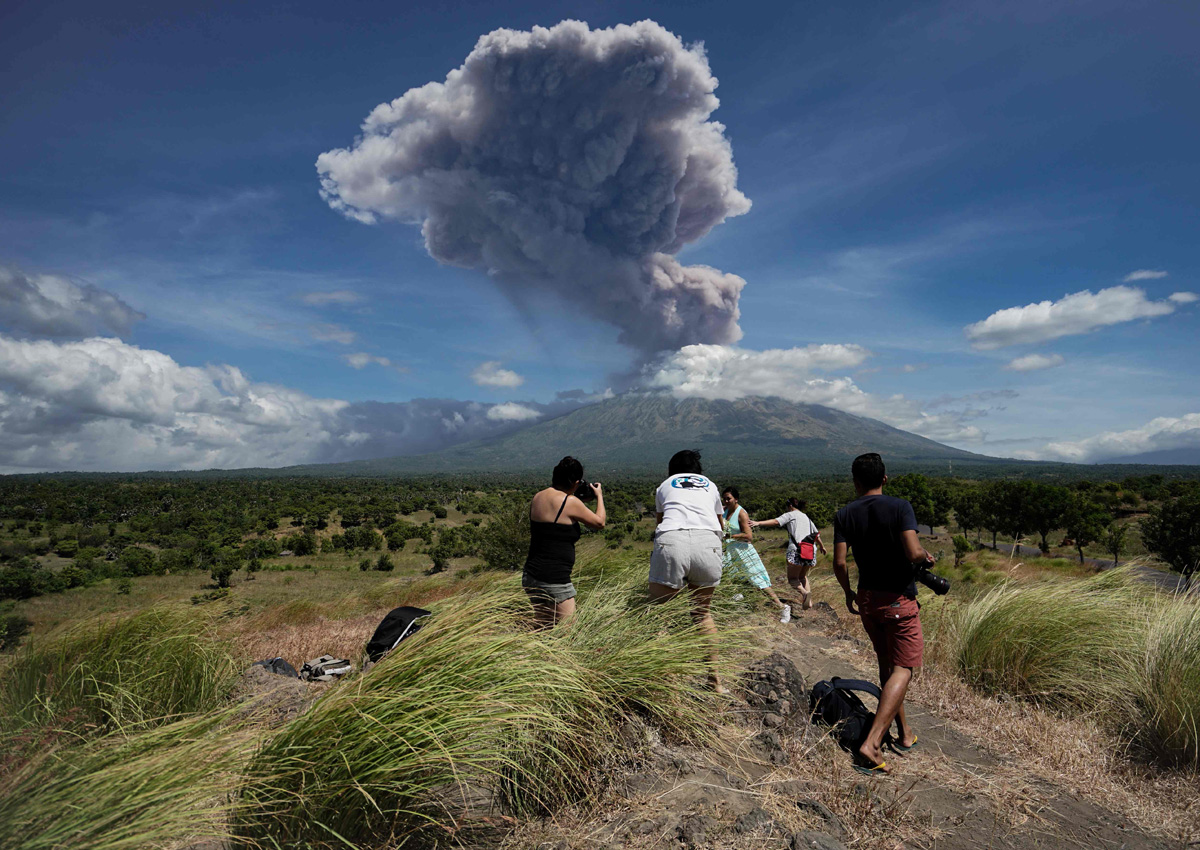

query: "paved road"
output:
970 539 1197 595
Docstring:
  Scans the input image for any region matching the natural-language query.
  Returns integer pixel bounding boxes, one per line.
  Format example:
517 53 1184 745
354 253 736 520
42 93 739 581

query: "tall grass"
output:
0 607 238 736
936 567 1200 768
238 557 742 847
1136 596 1200 767
0 709 257 850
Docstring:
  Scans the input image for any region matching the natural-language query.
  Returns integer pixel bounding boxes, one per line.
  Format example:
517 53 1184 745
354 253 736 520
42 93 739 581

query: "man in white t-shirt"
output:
648 449 726 692
751 497 827 609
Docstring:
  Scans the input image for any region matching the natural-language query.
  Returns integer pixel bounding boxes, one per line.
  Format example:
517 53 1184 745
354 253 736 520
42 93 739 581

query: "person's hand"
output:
845 590 859 616
589 482 603 498
748 519 760 528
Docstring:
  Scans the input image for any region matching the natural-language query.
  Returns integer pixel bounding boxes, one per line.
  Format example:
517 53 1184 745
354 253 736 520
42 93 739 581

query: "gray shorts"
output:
650 528 723 589
522 573 576 603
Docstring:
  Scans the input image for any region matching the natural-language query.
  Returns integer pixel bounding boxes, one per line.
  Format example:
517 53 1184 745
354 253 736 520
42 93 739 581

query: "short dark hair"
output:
787 497 807 511
722 485 740 501
668 449 703 476
851 453 886 489
552 456 584 489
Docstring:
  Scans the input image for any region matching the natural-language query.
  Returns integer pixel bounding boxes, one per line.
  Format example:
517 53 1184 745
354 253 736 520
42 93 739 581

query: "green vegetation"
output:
0 608 238 736
935 568 1200 767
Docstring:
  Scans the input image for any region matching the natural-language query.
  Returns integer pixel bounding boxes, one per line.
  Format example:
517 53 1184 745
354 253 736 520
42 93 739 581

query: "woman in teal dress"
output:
721 486 791 623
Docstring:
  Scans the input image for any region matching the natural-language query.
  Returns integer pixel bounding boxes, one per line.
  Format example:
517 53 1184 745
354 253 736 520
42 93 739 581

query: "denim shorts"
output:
650 528 723 589
522 573 576 603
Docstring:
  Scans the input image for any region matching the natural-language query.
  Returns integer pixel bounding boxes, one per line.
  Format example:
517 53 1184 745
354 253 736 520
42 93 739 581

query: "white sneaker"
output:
779 605 792 624
732 593 745 601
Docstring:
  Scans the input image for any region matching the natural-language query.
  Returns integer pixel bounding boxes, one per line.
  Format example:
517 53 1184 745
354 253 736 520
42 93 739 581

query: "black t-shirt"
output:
833 494 919 597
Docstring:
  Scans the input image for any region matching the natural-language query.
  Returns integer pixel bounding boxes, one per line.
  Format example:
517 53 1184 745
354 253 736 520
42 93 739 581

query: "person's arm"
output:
749 518 780 529
833 541 858 615
731 509 752 542
814 529 828 555
567 483 606 529
900 529 933 565
655 512 664 527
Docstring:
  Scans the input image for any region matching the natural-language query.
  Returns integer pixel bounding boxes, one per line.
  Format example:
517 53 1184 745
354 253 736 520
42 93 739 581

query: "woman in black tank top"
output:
523 456 606 628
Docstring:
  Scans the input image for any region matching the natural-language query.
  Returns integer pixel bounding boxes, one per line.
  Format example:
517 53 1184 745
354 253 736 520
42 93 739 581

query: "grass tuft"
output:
0 607 238 737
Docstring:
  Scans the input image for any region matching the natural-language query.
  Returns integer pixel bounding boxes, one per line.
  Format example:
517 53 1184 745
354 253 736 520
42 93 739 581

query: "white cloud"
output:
643 344 984 443
644 344 871 399
0 267 144 339
1028 413 1200 463
343 352 407 373
1123 269 1168 282
486 402 541 422
300 290 363 306
964 286 1178 350
471 361 525 388
308 323 356 345
1169 291 1198 304
0 334 348 471
1005 353 1065 372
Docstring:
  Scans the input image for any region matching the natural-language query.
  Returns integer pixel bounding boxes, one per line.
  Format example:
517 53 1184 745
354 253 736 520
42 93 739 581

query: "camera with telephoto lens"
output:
574 480 594 500
914 562 951 595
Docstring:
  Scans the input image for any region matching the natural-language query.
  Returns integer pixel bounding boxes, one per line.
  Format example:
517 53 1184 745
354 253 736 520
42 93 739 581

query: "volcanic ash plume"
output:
317 19 751 353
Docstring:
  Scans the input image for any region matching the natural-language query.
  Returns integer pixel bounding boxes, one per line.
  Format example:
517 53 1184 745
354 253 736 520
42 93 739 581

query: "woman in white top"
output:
649 449 726 692
750 497 827 610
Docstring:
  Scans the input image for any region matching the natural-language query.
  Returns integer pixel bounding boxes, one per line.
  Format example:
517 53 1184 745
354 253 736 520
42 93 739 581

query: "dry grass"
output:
911 665 1200 845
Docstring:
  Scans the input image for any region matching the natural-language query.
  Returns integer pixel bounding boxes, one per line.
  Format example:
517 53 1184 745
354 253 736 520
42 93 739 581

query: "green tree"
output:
952 535 972 568
1101 523 1127 567
1025 483 1069 554
478 502 530 571
1141 494 1200 580
887 474 939 532
1063 494 1110 564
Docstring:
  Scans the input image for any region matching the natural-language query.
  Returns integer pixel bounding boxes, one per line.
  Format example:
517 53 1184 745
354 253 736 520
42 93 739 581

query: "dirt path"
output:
507 603 1183 850
764 607 1173 850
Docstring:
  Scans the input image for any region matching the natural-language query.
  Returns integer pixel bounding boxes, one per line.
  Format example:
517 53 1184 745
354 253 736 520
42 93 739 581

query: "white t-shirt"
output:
655 474 723 535
775 510 817 559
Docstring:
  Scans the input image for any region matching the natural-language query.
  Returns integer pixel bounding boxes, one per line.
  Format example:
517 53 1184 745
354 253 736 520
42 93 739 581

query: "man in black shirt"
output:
833 453 932 774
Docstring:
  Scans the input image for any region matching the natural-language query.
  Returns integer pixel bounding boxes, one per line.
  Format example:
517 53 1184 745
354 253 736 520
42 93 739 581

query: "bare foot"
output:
857 742 889 773
708 675 729 696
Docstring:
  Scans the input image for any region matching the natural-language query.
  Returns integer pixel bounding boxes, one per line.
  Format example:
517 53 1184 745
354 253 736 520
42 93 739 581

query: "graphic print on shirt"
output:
670 475 710 490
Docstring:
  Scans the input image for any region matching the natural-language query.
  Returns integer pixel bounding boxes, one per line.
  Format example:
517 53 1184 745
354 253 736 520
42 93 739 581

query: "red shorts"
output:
858 590 923 670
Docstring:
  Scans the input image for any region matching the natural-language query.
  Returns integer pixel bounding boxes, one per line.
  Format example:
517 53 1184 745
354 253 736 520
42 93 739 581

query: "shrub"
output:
116 577 133 595
952 535 972 568
359 558 372 572
478 502 530 571
374 554 394 572
0 614 33 652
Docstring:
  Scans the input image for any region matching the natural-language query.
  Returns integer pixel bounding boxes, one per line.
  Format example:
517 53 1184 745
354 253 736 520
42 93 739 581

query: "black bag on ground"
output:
809 676 896 752
366 606 432 663
251 656 299 678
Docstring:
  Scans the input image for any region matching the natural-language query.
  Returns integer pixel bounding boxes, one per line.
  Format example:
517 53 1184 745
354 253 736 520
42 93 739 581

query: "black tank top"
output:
523 494 581 585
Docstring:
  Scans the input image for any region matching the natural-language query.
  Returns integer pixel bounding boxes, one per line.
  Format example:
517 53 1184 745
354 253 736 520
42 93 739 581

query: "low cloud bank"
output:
0 332 585 473
643 344 990 443
1027 413 1200 463
317 20 751 354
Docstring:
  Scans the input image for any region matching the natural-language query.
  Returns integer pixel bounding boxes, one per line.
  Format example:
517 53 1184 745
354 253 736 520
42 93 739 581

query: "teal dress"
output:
723 506 771 589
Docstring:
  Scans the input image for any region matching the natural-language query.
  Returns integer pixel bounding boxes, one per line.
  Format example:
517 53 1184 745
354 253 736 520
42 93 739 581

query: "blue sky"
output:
0 0 1197 471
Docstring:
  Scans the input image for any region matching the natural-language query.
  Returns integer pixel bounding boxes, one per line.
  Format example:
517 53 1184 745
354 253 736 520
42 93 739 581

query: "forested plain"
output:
2 467 1198 632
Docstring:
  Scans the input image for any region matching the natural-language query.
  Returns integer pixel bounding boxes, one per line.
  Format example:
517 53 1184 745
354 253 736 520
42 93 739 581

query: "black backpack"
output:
366 606 432 663
251 656 300 679
808 677 897 752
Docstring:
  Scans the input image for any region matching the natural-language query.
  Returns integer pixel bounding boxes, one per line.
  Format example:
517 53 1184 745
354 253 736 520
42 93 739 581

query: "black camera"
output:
574 480 594 500
914 564 950 596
